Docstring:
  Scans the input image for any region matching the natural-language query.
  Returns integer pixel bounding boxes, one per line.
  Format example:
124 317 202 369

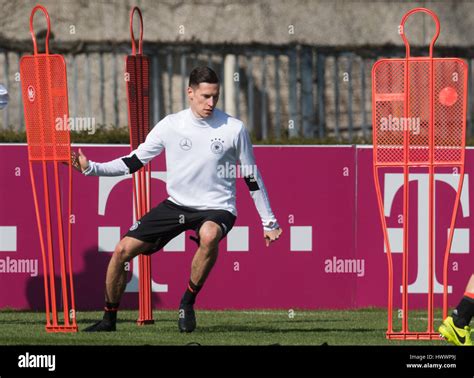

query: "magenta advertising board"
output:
0 144 472 311
356 147 473 309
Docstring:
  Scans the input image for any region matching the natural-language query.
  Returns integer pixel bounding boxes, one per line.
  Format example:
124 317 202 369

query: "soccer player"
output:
439 274 474 346
71 66 282 332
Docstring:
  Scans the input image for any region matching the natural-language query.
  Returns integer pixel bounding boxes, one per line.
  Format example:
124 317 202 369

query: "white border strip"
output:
2 143 474 149
0 143 356 148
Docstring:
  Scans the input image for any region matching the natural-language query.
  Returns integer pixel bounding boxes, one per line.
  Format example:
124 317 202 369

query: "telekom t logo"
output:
384 173 470 294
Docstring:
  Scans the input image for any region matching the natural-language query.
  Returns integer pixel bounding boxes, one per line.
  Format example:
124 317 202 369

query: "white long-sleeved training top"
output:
83 108 279 231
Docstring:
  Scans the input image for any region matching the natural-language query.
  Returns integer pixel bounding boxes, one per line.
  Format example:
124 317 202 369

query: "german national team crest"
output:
210 138 224 154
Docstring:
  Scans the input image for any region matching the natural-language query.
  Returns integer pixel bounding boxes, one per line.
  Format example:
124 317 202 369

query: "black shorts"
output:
124 199 236 254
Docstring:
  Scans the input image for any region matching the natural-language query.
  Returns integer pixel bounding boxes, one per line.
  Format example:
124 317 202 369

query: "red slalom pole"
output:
126 6 154 325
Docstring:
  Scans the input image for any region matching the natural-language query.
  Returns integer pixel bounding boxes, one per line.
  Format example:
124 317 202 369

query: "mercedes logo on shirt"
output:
180 138 192 151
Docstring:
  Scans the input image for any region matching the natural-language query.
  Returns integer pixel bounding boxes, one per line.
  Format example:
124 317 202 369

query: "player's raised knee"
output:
199 222 222 249
113 240 136 262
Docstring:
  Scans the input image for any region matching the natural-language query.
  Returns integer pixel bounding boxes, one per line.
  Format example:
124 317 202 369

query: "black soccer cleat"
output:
178 305 196 333
83 319 116 332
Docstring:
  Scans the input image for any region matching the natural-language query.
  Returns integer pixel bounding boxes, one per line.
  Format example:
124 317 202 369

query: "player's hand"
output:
264 228 282 247
71 148 89 173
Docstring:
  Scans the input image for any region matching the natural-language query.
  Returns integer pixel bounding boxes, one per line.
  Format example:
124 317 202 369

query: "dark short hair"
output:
188 66 220 88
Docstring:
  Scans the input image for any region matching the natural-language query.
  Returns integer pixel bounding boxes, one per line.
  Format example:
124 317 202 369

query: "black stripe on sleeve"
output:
244 174 260 191
122 154 144 174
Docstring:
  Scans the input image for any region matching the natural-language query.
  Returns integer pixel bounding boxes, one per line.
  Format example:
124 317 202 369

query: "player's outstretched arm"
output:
236 124 281 247
71 117 168 177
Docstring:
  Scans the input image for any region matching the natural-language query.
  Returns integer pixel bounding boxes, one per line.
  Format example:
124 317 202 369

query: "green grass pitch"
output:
0 308 448 346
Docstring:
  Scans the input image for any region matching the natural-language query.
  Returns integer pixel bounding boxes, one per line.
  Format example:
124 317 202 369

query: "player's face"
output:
187 83 220 118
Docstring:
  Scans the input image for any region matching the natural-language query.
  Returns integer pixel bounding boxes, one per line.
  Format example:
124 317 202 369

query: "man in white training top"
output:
72 66 282 333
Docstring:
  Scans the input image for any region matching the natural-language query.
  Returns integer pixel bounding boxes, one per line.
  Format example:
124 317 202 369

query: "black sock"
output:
103 302 119 323
180 280 202 307
452 296 474 328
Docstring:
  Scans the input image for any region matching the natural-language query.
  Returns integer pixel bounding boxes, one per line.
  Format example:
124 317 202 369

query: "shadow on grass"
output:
0 314 178 327
198 324 385 333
